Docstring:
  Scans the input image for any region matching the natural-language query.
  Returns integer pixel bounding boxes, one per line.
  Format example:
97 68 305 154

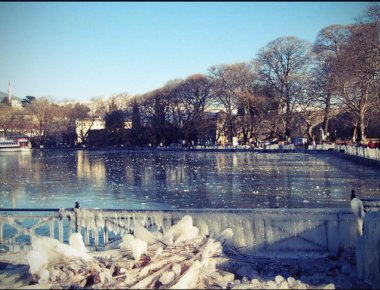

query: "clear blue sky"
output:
0 2 371 102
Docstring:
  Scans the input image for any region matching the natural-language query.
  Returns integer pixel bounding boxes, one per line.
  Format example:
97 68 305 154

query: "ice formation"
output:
69 232 88 253
356 210 380 287
27 233 92 284
24 213 233 289
351 196 365 236
60 207 357 256
3 211 369 289
119 234 147 263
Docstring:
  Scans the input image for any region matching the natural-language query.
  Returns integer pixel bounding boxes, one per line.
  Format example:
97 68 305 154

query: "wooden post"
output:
94 228 99 249
85 227 90 246
104 220 108 245
68 216 73 239
50 219 54 239
58 218 63 243
0 223 3 243
74 201 80 233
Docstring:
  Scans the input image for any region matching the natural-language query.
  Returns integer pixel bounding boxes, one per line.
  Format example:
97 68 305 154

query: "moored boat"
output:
0 137 32 152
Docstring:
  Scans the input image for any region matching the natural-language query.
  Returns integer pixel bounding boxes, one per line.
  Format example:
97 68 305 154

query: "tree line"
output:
1 4 379 148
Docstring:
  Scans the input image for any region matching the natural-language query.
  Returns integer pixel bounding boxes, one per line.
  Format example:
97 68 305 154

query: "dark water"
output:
0 150 379 209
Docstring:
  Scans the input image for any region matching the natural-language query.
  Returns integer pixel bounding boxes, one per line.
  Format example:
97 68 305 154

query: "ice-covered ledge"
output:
58 207 359 255
0 207 371 256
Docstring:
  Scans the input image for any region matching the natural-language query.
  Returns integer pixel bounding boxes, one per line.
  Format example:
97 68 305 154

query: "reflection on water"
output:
0 150 379 209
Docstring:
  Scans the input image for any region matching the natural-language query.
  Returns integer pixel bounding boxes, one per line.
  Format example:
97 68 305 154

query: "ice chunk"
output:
351 197 365 236
356 210 380 287
172 264 181 277
275 275 285 285
170 260 201 289
287 277 296 288
133 225 159 245
215 228 233 245
55 243 92 261
38 269 50 285
27 250 48 275
159 271 175 285
175 226 199 244
30 235 63 264
164 215 193 241
69 233 87 253
28 233 92 281
119 234 147 263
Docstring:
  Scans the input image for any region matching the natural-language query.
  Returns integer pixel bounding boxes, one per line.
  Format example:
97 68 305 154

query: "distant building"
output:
75 117 132 144
0 82 23 108
0 92 23 108
75 117 105 144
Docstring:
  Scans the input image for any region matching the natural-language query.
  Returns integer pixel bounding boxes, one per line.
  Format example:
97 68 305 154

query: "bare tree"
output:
170 74 213 143
139 88 172 145
208 63 253 143
59 102 90 146
76 97 107 146
313 25 350 137
24 97 54 146
255 36 311 140
0 103 16 136
335 21 379 143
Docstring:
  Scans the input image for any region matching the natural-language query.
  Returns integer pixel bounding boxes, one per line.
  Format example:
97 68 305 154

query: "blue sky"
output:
0 2 371 102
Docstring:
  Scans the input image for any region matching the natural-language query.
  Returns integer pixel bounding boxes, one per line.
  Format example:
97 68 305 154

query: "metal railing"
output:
1 201 379 254
335 145 380 161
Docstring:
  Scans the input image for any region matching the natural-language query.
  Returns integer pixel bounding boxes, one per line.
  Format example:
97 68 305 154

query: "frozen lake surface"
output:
0 150 379 209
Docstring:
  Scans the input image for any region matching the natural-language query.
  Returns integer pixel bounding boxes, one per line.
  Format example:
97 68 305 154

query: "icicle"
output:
169 260 201 289
49 220 54 239
58 218 63 243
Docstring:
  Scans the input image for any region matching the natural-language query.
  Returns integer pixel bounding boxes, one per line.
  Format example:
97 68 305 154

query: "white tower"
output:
8 81 11 104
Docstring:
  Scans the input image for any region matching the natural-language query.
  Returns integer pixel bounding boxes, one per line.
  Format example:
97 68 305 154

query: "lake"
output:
0 150 379 209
